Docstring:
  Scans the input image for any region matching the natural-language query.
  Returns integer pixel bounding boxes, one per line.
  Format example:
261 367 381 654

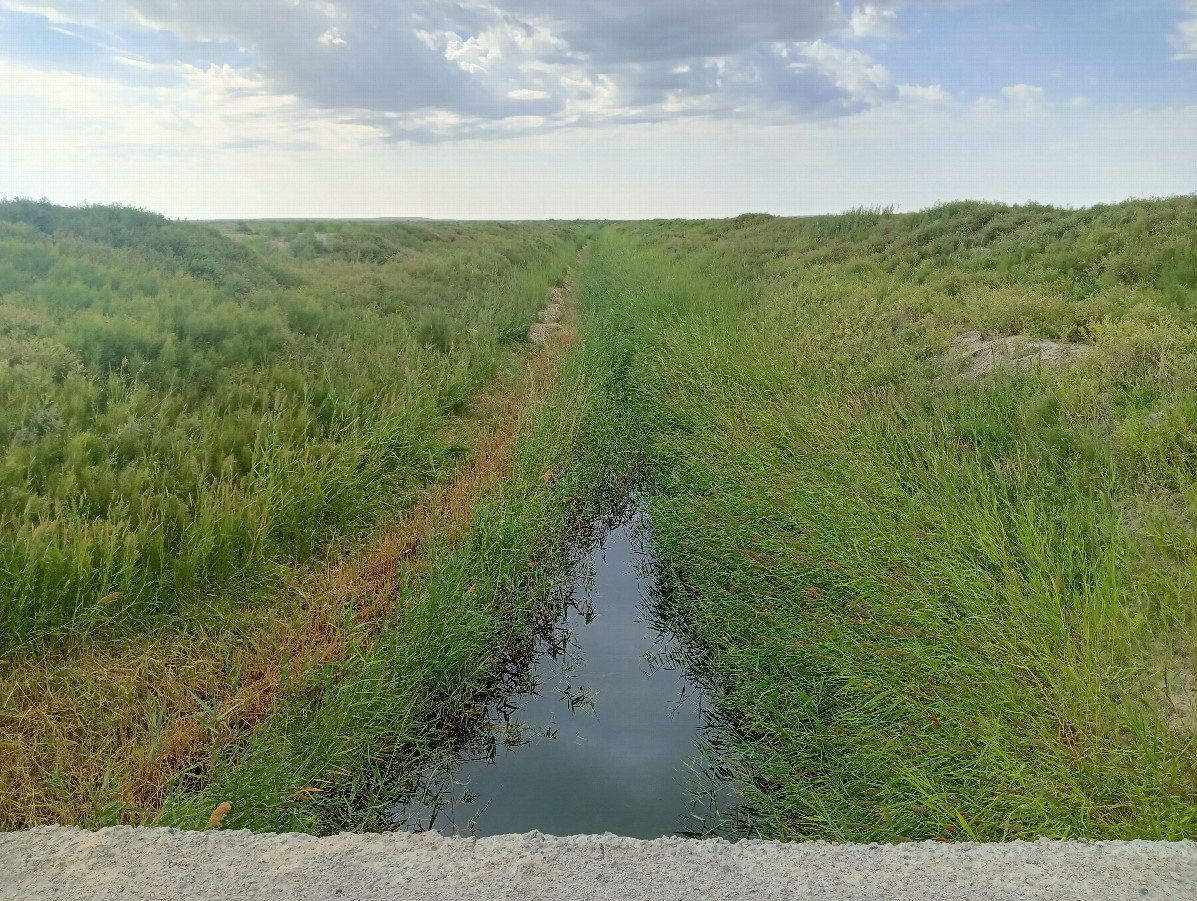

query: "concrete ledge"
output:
1 826 1194 900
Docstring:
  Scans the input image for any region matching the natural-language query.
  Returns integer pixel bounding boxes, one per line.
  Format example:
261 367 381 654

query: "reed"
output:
0 202 580 648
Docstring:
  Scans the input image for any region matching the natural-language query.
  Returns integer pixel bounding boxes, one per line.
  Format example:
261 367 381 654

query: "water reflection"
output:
387 505 744 838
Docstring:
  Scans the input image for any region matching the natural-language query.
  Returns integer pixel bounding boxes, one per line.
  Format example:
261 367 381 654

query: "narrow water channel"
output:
387 504 740 838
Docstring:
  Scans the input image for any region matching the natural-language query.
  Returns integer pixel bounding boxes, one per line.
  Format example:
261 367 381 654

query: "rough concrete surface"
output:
1 827 1194 901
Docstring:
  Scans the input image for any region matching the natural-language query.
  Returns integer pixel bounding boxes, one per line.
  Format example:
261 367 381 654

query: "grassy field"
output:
155 253 616 833
0 203 578 645
0 201 584 827
2 197 1194 840
571 199 1197 841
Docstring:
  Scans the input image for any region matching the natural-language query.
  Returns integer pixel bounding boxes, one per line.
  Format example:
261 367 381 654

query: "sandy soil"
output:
529 286 565 345
951 330 1090 378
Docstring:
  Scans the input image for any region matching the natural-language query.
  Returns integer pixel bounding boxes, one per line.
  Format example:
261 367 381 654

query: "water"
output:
387 506 740 838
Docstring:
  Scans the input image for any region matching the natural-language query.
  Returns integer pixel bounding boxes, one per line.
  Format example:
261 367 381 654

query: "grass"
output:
0 202 586 828
566 200 1197 841
156 255 617 832
4 197 1195 841
0 201 580 648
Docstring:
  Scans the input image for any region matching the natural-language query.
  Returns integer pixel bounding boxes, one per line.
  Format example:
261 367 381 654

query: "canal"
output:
387 503 741 837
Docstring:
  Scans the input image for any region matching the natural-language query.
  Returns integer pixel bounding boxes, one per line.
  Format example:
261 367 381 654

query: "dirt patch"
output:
528 286 565 346
1149 642 1197 733
0 252 586 830
950 331 1090 378
270 233 333 252
1158 667 1197 731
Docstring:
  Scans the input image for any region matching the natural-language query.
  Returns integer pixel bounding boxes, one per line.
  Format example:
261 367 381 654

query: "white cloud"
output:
5 88 1192 220
846 4 901 39
3 0 1189 220
0 0 965 142
898 83 952 103
0 57 382 159
1172 1 1197 60
1000 83 1046 109
111 55 156 70
0 1 1187 218
799 40 896 102
317 29 347 48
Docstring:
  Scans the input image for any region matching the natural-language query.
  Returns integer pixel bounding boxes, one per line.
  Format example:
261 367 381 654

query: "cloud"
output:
897 82 952 103
963 83 1050 127
9 84 1193 221
0 0 967 142
1173 1 1197 60
1000 83 1046 108
800 41 897 102
503 0 844 64
0 56 382 159
845 4 902 38
3 2 1192 219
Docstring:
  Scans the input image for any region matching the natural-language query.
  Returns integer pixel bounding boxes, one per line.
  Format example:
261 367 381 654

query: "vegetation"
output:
158 335 611 832
0 201 577 646
3 196 1195 841
571 198 1197 841
0 200 582 826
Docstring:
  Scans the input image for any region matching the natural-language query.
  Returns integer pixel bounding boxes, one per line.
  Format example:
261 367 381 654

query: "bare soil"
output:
951 331 1091 378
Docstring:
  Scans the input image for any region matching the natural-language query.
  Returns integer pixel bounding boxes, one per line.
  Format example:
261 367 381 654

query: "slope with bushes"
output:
0 202 578 646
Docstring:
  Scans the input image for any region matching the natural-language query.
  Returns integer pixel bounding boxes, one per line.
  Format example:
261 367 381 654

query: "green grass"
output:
157 336 618 833
4 197 1195 841
0 201 585 829
0 201 580 648
566 200 1197 841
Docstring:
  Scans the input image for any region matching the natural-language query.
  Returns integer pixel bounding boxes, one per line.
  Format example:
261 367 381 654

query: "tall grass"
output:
571 198 1197 841
0 202 580 648
7 197 1195 840
157 319 616 833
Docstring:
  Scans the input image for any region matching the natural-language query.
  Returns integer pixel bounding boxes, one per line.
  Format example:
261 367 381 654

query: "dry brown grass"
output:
205 800 232 829
0 258 583 830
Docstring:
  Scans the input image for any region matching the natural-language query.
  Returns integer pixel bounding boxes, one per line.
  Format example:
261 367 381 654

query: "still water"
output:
387 506 739 838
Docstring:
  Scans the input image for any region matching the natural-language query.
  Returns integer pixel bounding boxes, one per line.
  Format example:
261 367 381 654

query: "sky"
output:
0 0 1195 219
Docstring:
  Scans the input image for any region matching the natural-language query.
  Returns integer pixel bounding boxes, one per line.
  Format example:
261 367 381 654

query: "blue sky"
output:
0 1 1193 218
0 11 250 83
873 1 1196 105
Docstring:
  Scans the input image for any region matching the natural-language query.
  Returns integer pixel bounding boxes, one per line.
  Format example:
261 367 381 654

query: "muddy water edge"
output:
383 494 748 838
